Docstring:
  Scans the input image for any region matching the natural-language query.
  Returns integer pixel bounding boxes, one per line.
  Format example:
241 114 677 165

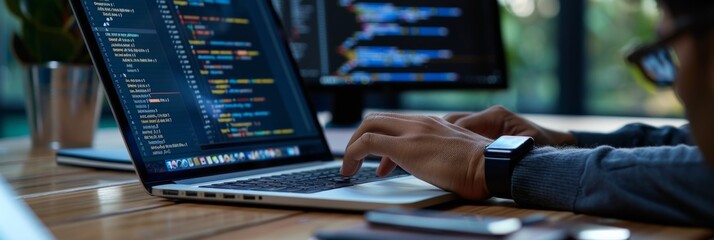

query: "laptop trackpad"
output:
336 176 445 197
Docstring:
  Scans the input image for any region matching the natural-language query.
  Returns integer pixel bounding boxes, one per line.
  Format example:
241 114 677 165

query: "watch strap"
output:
484 136 534 199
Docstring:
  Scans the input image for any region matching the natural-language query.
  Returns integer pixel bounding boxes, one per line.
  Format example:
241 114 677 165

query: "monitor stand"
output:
326 89 364 128
323 89 364 156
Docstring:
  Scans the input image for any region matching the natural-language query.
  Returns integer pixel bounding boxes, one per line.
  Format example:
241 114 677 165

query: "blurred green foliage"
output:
586 0 683 117
404 0 683 117
5 0 90 63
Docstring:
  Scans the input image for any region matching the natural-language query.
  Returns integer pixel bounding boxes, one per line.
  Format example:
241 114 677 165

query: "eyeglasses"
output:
626 45 678 87
625 16 714 87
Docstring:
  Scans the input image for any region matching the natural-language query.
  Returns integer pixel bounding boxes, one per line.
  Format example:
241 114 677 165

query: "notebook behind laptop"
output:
69 0 453 210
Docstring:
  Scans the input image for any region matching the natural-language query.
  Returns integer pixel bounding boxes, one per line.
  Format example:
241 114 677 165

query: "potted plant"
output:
6 0 89 63
6 0 103 149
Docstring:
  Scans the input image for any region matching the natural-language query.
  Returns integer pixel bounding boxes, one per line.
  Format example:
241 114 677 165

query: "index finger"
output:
341 132 399 176
346 113 420 150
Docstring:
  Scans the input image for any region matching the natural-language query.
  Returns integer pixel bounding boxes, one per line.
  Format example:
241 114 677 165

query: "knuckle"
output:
427 115 442 122
421 115 442 125
364 112 383 118
358 132 376 146
415 120 435 132
490 105 507 112
363 112 389 123
443 113 459 121
490 105 511 116
454 118 469 127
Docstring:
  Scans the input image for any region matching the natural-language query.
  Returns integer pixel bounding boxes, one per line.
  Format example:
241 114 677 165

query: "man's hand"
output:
444 106 576 146
341 112 493 200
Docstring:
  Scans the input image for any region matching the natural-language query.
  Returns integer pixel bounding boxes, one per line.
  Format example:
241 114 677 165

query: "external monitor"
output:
272 0 508 125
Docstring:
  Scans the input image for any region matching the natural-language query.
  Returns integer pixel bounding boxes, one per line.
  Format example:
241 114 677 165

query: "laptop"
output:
69 0 453 210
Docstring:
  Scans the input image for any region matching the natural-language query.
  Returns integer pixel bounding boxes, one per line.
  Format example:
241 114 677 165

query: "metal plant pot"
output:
23 61 103 149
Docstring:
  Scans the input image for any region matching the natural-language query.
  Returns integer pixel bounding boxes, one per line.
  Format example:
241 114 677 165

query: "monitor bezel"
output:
69 0 335 191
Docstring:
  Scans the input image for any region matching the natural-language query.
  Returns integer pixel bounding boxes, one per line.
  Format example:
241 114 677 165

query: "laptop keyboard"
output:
199 167 409 193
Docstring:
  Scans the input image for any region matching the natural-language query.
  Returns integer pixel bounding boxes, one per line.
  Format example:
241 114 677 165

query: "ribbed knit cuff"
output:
570 123 663 148
511 147 586 211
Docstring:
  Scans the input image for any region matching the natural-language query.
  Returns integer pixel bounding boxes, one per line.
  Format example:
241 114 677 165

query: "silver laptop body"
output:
153 161 453 210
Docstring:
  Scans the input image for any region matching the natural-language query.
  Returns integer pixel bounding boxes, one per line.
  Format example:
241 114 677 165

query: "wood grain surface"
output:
1 126 711 240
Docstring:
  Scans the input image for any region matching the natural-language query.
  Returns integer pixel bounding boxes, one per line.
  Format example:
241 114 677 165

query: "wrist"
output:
474 152 490 198
463 140 491 200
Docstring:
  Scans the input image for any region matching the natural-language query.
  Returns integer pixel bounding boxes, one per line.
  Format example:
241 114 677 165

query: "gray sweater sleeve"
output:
572 123 693 148
511 145 714 227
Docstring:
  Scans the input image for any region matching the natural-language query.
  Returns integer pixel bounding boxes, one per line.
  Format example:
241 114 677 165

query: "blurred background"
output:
0 0 682 138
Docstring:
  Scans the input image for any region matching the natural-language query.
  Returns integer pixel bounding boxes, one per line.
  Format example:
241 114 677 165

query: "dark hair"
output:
658 0 713 85
658 0 714 20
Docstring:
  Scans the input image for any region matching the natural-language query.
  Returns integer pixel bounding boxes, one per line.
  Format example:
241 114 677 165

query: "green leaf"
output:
8 0 88 63
11 34 34 62
69 32 91 64
21 19 78 62
22 0 65 28
20 21 42 61
72 49 92 63
5 0 25 20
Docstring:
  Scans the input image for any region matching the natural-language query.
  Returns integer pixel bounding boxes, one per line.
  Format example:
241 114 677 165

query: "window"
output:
586 0 683 117
0 10 26 137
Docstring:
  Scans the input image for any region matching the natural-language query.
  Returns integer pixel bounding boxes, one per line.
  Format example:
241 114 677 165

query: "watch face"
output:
487 136 534 150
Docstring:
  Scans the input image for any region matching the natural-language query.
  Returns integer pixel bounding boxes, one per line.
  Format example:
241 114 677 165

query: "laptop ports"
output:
185 191 198 197
163 190 179 196
243 195 256 200
204 193 216 198
223 194 236 199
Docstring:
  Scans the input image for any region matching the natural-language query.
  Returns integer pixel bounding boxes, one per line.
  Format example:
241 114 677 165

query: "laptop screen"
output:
76 0 328 175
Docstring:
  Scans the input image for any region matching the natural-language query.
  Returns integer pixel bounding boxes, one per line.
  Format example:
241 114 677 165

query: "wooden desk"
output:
1 116 711 240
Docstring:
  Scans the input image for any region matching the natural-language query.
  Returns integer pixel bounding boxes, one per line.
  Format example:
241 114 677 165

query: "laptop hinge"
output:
174 161 328 185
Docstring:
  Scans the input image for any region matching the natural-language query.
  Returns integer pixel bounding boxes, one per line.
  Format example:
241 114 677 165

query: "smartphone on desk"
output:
314 209 629 240
365 208 523 236
366 209 630 240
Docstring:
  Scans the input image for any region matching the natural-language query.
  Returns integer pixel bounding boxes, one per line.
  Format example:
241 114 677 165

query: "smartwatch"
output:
484 136 534 199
